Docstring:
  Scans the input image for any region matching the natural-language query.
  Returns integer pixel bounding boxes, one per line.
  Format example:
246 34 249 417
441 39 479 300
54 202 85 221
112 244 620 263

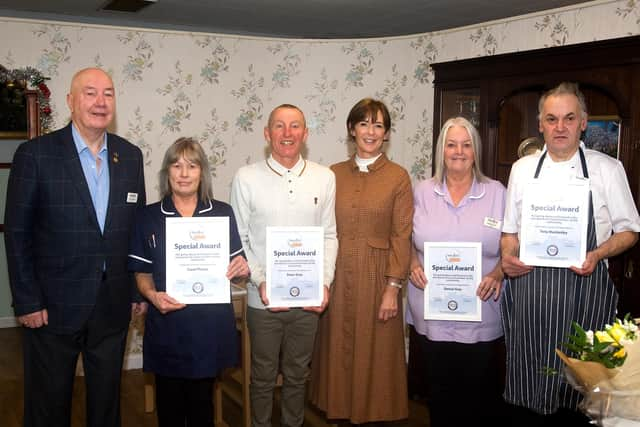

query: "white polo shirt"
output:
230 155 338 309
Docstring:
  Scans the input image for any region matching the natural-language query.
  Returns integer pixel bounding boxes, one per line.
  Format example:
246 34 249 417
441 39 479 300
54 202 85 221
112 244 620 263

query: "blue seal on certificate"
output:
289 286 300 297
447 300 458 311
546 244 559 257
192 282 204 294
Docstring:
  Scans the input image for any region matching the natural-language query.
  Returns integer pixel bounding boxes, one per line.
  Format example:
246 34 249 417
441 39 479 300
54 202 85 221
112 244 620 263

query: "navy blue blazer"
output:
4 123 146 334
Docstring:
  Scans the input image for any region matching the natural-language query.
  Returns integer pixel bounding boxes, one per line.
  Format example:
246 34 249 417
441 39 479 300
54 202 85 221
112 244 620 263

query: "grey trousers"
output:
247 307 319 427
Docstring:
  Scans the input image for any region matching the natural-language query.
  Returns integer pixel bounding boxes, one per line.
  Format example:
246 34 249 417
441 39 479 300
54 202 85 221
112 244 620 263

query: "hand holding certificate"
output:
266 226 324 308
519 178 589 268
423 242 482 322
165 217 231 304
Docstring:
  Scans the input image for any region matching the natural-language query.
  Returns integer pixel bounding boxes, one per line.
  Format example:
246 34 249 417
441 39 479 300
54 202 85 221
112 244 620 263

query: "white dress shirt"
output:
503 143 640 249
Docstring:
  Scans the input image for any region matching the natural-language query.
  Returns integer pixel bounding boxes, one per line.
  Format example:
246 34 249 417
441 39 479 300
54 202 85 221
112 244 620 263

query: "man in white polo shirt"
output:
230 104 338 427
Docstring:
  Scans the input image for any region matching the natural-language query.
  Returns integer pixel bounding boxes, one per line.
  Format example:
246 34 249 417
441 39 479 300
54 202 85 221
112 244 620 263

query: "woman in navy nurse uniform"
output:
129 137 249 427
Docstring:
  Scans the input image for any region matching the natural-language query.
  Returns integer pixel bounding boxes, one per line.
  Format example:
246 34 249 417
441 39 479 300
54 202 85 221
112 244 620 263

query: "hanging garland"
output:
0 66 53 134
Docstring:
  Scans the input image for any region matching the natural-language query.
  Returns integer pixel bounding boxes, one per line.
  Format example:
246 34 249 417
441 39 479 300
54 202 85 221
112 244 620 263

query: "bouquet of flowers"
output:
556 315 640 425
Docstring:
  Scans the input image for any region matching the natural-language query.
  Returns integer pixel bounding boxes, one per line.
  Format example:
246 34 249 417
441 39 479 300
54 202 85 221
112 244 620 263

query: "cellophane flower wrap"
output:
556 315 640 425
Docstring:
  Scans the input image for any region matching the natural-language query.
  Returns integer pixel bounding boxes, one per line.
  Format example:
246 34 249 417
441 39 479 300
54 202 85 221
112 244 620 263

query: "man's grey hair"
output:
267 104 306 128
538 82 588 120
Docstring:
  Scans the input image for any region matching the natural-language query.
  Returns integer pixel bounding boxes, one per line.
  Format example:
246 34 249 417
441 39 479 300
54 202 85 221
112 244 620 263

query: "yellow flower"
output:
613 347 626 359
609 323 627 344
596 331 615 343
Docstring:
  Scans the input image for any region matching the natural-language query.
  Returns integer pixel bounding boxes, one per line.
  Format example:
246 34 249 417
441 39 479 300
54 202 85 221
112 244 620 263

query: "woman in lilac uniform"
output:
407 117 507 427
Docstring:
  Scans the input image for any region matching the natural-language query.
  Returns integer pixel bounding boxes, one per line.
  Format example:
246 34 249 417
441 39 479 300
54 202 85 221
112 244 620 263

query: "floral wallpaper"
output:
1 0 639 360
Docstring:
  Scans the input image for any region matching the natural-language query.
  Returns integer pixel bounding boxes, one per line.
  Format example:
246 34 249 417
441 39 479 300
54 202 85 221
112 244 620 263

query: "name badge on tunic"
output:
519 178 589 268
484 217 501 230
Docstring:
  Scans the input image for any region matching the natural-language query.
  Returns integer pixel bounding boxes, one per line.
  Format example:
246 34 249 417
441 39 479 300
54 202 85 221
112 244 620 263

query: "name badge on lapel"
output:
127 193 138 203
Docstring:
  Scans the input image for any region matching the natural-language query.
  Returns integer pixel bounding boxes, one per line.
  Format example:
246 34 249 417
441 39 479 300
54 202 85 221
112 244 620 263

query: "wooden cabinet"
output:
431 35 640 316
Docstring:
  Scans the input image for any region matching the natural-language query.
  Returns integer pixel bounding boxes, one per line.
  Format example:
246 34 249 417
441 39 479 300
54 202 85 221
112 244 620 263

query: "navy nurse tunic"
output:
128 196 243 378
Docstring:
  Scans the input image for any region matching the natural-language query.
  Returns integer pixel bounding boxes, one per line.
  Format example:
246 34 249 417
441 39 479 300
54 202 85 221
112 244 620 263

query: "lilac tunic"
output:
407 177 506 343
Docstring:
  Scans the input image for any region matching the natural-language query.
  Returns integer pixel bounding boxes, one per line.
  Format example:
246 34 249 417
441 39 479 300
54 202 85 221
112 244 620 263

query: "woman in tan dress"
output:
310 98 413 424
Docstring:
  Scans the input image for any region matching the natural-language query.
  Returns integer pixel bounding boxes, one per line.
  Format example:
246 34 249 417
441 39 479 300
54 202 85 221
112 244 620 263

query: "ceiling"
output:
0 0 593 39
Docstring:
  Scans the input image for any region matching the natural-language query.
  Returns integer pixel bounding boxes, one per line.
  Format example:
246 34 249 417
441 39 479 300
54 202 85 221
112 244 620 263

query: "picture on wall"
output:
0 80 28 139
582 115 620 159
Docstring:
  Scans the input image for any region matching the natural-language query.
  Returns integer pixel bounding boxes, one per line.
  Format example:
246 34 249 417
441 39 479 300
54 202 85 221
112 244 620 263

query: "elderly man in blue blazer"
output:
4 67 146 427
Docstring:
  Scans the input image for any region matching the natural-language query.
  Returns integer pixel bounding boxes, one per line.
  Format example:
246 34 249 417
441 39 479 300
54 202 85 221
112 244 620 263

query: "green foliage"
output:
563 314 638 369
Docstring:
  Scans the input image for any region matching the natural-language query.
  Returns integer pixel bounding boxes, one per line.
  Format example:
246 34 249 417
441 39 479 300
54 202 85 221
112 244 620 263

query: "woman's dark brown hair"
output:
346 98 391 142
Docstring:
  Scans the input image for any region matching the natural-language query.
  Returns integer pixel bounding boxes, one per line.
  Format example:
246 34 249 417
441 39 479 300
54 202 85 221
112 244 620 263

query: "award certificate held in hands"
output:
266 226 324 308
165 216 230 304
423 242 482 322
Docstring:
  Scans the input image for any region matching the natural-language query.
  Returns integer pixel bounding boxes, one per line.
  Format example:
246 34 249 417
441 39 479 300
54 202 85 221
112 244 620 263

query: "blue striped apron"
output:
501 148 618 414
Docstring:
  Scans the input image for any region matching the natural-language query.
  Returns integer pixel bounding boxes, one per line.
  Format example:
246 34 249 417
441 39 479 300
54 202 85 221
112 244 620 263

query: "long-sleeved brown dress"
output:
310 154 414 424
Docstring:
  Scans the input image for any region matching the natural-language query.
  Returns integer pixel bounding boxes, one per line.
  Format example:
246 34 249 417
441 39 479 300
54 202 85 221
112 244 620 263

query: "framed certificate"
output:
266 226 324 308
165 217 230 304
423 242 482 322
519 178 589 268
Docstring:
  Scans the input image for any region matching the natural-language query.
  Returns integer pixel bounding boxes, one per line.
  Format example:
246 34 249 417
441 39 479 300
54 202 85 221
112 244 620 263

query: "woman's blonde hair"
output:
433 117 487 184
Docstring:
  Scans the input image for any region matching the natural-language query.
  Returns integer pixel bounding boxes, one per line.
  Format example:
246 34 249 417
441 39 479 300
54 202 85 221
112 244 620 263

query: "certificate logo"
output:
447 300 458 311
287 238 303 248
189 230 206 241
192 282 204 293
289 286 300 297
546 244 559 257
445 251 461 263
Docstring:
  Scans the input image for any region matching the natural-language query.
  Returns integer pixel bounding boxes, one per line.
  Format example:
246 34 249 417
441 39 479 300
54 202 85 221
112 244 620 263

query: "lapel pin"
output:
112 152 119 163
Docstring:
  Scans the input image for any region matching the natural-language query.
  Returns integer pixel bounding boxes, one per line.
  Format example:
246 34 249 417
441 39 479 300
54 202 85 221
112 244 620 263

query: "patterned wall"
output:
1 0 639 360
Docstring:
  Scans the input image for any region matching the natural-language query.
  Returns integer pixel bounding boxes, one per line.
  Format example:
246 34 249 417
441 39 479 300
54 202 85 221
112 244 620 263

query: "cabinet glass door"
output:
439 88 480 130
